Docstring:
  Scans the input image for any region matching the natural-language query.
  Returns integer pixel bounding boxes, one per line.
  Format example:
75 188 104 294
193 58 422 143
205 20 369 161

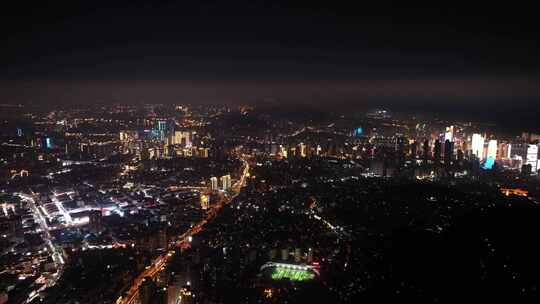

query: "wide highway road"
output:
118 156 250 304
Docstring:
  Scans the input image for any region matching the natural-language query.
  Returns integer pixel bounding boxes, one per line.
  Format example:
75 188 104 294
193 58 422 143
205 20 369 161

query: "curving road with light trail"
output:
118 156 250 304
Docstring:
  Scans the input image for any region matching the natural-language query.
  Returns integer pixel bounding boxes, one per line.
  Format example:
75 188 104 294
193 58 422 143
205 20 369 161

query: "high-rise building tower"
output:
423 140 430 164
171 131 192 147
434 140 441 163
279 145 288 158
200 194 209 210
173 131 182 145
444 139 454 165
156 119 168 141
445 126 454 142
471 133 485 160
220 175 232 191
299 143 307 158
487 140 497 161
410 140 418 158
157 120 167 132
497 142 511 160
45 137 53 149
526 144 538 174
119 131 128 141
210 177 218 191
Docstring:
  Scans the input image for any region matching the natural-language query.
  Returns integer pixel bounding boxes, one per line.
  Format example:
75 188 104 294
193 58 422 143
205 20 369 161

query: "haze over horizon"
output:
1 1 539 127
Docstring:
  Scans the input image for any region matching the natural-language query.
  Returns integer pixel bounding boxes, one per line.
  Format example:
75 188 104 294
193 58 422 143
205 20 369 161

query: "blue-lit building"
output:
45 137 53 149
353 127 363 137
157 120 167 132
483 156 495 170
156 120 168 140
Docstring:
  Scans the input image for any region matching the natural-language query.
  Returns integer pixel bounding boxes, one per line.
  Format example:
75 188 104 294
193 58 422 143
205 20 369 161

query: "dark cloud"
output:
1 0 539 118
2 78 538 103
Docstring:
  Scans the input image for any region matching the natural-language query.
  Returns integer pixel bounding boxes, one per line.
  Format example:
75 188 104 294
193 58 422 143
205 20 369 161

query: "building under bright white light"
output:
220 175 231 191
487 139 497 161
471 133 485 160
445 126 454 142
526 144 538 174
210 177 218 191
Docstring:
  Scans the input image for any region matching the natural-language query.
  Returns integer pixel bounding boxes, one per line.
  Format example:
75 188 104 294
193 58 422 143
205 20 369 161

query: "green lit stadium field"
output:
271 267 315 281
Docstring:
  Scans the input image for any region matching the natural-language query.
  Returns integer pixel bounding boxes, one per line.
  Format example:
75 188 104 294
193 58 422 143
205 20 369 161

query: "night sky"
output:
1 1 539 123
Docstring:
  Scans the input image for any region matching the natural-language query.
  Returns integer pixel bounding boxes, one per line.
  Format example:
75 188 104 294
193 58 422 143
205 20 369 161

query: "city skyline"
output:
1 102 540 303
1 2 540 116
2 2 540 303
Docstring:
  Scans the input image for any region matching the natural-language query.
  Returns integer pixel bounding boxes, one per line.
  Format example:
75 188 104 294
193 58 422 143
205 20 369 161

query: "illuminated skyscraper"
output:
444 125 454 142
526 144 538 174
299 143 307 158
184 132 192 148
171 131 192 147
290 146 297 157
210 177 218 191
483 157 495 170
198 147 209 158
471 133 485 160
487 140 497 160
178 287 195 304
353 127 363 136
497 142 511 160
157 120 167 132
221 175 232 191
200 194 209 210
279 145 288 158
45 137 53 149
119 131 127 141
173 131 182 144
